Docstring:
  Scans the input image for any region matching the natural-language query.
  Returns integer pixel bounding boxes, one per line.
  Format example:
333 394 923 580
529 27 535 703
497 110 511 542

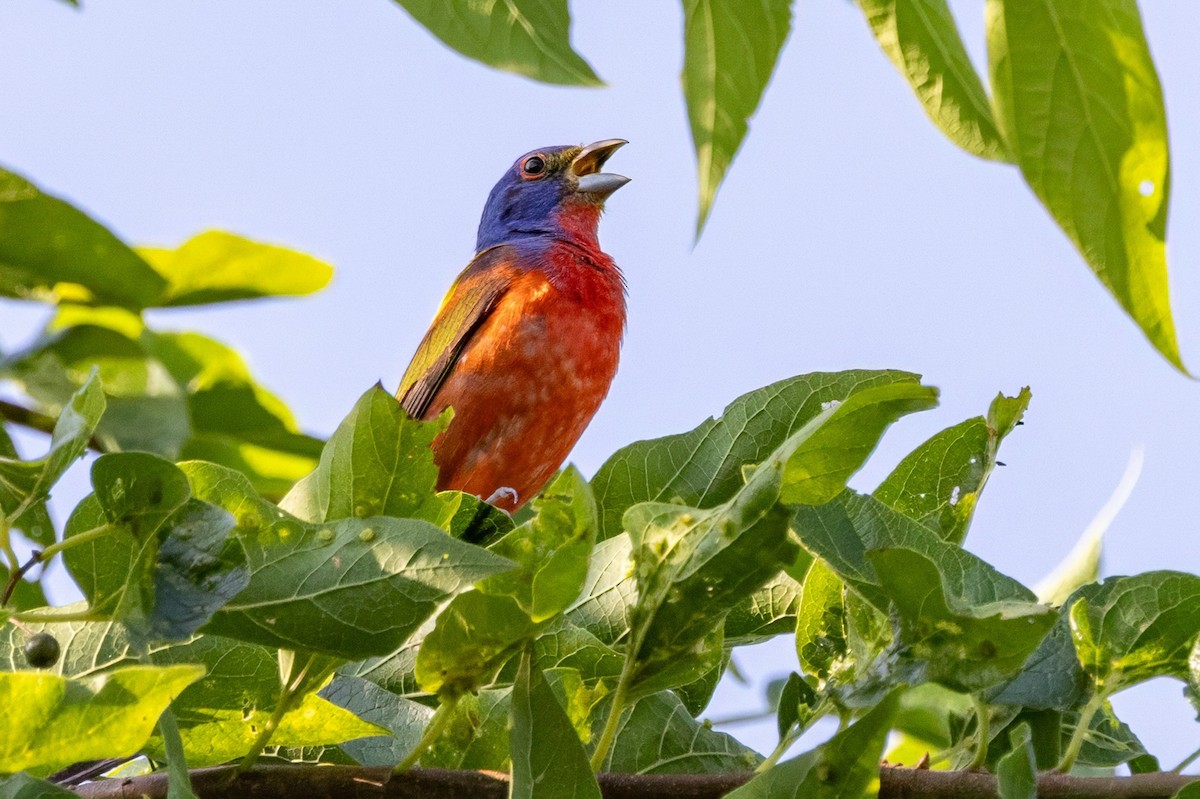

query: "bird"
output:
396 140 629 514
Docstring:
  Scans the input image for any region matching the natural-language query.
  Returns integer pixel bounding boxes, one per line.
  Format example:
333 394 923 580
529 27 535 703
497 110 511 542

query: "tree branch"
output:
0 398 106 452
68 765 1199 799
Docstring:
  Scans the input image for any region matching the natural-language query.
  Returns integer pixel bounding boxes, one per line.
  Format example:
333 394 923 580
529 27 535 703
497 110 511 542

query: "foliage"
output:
0 0 1197 795
1 186 1198 789
365 0 1183 370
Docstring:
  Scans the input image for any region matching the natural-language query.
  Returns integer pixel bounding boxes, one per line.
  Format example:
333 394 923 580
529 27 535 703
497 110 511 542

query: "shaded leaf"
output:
871 547 1056 692
415 591 536 696
0 774 79 798
725 691 898 797
0 424 55 547
280 385 452 526
874 388 1029 544
509 648 601 799
0 664 202 774
137 230 332 307
997 722 1037 799
392 0 601 86
0 373 104 540
1069 571 1200 692
156 708 199 799
860 0 1010 161
564 533 637 646
319 674 432 766
987 0 1183 370
480 466 597 621
0 165 166 308
592 370 920 539
724 565 805 647
683 0 792 233
592 690 761 774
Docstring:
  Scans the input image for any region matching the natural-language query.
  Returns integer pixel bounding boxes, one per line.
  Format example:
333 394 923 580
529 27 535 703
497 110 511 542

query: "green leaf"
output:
859 0 1010 161
775 672 818 739
91 452 192 539
593 690 761 774
156 708 199 799
0 664 203 774
723 565 805 647
318 674 433 766
1067 700 1153 768
149 636 384 766
778 382 939 506
0 373 104 539
182 460 512 659
0 165 166 308
1069 571 1200 692
796 491 1039 611
986 0 1183 371
147 331 324 499
424 687 513 770
415 591 536 696
592 369 920 539
564 533 637 646
725 691 898 798
682 0 792 234
479 466 597 621
874 388 1029 544
279 385 452 526
795 558 846 682
997 723 1037 799
509 648 602 799
0 774 79 799
1187 636 1200 721
392 0 601 86
871 547 1056 692
136 230 332 307
65 454 248 642
3 315 190 457
0 424 55 547
207 515 512 660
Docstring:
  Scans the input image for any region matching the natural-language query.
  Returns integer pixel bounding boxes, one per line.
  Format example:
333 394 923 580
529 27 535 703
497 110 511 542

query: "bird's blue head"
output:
476 139 629 252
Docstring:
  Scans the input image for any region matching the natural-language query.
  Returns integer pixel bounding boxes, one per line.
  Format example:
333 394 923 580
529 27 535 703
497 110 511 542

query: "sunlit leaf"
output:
0 665 203 774
860 0 1010 161
987 0 1183 370
509 648 601 799
682 0 792 234
392 0 601 86
593 369 919 539
874 388 1029 544
137 230 332 307
0 165 166 308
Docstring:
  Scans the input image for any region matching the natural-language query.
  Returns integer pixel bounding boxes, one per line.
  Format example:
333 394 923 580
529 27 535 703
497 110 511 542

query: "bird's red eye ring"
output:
521 155 547 178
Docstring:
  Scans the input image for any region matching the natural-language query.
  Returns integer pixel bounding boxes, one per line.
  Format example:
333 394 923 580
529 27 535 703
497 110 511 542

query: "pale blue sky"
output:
1 0 1197 767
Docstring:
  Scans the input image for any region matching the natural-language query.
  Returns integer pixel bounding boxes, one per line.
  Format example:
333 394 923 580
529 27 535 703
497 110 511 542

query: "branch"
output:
0 398 106 452
67 765 1199 799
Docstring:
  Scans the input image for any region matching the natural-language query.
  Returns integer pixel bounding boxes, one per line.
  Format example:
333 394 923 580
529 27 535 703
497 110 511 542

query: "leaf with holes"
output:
987 0 1182 370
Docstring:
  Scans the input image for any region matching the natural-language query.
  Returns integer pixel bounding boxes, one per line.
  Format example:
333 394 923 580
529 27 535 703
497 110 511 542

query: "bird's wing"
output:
397 246 517 419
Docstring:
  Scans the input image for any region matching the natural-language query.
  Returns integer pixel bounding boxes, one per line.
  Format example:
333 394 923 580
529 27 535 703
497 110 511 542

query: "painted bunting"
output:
396 140 629 513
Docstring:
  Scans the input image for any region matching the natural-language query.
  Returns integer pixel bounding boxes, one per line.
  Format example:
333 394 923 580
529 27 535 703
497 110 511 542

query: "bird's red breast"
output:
396 141 629 512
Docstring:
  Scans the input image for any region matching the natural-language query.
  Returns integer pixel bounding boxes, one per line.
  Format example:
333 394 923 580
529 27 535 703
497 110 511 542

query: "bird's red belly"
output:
424 275 622 511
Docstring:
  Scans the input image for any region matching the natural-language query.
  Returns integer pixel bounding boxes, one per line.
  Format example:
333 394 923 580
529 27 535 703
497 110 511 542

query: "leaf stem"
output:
588 653 636 772
393 694 460 774
40 523 118 562
11 607 101 623
237 652 318 773
1173 743 1200 774
1057 690 1107 773
968 695 991 771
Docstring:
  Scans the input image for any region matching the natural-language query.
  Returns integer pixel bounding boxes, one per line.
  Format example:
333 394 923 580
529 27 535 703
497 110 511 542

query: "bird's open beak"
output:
572 139 630 198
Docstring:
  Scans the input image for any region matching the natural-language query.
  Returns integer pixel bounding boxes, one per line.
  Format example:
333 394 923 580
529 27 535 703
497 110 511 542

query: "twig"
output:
1 549 42 606
0 397 106 452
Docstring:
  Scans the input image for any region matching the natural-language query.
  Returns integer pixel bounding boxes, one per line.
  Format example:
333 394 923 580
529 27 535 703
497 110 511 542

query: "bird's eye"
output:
522 156 546 177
